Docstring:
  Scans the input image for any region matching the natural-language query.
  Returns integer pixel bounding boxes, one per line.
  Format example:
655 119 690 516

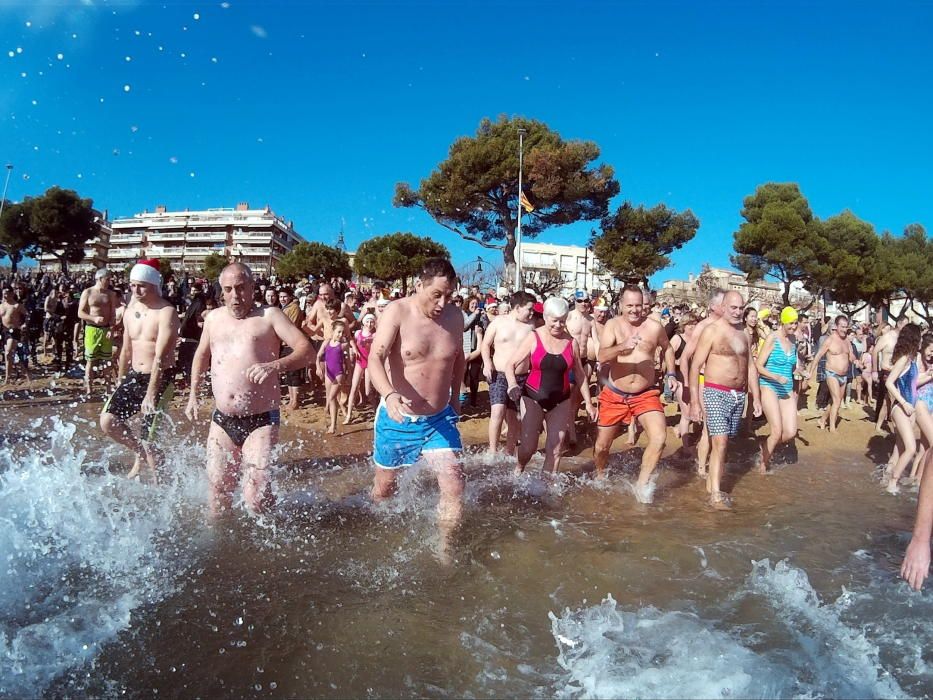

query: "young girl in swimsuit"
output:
347 313 376 424
505 297 597 476
317 320 351 433
885 323 922 494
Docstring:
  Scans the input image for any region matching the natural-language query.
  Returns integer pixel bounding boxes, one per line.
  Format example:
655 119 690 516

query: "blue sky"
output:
2 0 931 286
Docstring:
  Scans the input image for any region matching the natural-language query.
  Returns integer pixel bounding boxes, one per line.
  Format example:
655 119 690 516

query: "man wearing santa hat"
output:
100 259 179 481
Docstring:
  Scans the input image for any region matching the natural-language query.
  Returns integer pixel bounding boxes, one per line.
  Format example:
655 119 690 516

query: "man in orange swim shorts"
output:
594 286 678 503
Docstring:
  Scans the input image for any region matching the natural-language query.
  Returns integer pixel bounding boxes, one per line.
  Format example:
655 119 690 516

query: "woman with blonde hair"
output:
756 307 805 473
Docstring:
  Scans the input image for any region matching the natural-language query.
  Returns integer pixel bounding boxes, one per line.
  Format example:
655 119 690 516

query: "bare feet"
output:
709 491 733 510
884 478 899 495
632 481 655 504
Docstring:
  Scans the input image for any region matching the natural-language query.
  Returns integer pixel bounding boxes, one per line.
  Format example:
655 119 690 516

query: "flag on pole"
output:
519 189 534 213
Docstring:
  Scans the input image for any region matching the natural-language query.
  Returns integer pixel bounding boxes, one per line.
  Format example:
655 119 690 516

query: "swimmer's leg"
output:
372 466 400 502
206 420 240 519
100 410 149 479
488 402 507 454
707 434 729 497
504 406 520 456
426 449 464 563
696 423 711 477
541 398 572 474
635 409 666 490
241 422 278 514
759 387 783 472
324 377 338 433
516 398 545 474
593 421 623 479
826 378 844 432
888 405 916 492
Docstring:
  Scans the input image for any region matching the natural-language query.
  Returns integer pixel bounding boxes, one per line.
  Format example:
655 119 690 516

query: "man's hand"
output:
901 537 930 591
623 334 641 351
507 384 522 403
450 394 462 416
483 361 493 384
141 392 157 415
585 399 598 422
690 398 703 423
385 392 413 422
185 397 198 422
245 362 277 384
94 315 106 326
753 398 763 417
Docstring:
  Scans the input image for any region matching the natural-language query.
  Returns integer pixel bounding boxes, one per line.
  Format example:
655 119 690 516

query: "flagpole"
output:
515 128 526 291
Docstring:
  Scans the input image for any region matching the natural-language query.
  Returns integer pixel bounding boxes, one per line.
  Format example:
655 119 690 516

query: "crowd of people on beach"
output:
1 257 930 589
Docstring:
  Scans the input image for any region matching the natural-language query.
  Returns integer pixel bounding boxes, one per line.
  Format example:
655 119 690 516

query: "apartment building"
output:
107 202 304 275
519 242 616 295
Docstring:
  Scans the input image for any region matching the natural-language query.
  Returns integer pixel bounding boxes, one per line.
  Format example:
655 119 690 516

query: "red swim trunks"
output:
597 386 663 428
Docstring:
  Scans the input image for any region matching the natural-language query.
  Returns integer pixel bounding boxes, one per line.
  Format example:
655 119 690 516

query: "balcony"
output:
147 246 185 258
110 248 143 259
237 247 271 257
110 234 144 244
184 246 224 257
186 232 227 242
148 231 187 241
232 230 272 242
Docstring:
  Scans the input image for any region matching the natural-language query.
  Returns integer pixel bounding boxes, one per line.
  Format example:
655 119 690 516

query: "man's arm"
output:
117 326 132 381
596 320 626 364
367 302 411 421
272 309 314 371
480 317 499 382
656 324 676 378
184 316 213 420
901 449 933 591
449 309 466 413
689 327 714 420
77 289 95 324
747 342 762 415
807 339 832 382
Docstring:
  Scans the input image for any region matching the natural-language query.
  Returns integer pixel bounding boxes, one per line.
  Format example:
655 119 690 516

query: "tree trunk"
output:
781 280 791 306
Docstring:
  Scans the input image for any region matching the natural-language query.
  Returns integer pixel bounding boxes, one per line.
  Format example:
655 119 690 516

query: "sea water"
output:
0 416 930 698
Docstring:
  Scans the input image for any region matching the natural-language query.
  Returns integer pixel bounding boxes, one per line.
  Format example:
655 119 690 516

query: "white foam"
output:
549 594 787 699
0 419 204 696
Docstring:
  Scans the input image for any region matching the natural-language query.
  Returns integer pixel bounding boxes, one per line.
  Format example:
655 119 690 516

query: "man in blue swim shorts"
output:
368 257 466 557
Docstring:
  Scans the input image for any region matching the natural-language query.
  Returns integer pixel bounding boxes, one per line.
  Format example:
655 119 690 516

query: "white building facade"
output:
106 202 304 275
519 242 617 296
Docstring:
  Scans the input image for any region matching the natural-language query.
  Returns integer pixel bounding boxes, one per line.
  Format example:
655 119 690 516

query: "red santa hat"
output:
130 258 162 290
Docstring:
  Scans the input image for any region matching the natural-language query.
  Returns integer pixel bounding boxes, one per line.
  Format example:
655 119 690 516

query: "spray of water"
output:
0 419 205 696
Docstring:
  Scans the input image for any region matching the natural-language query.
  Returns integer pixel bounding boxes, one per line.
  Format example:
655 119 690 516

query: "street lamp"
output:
515 128 527 291
0 164 13 221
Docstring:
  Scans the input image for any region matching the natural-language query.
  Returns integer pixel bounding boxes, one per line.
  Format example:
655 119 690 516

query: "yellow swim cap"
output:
780 306 799 325
758 308 771 320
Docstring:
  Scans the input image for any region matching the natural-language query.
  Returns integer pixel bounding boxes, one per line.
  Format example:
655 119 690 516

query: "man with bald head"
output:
100 259 178 481
688 290 761 509
302 282 358 344
186 263 314 518
678 288 725 474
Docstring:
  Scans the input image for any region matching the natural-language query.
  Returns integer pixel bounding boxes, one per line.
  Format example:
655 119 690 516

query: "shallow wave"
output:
0 419 203 696
549 559 907 699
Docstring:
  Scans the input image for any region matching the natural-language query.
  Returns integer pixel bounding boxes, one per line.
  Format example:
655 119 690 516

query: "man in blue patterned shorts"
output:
688 291 761 510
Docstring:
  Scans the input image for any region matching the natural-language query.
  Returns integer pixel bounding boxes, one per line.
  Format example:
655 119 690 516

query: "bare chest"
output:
398 323 458 363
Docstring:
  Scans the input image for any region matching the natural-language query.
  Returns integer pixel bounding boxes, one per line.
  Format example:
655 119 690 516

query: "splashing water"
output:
548 559 908 699
0 419 204 696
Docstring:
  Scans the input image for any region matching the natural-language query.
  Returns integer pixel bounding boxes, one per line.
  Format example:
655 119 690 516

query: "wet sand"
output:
1 370 929 698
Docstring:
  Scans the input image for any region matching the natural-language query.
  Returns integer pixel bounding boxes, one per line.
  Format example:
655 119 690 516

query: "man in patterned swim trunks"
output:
481 290 536 455
688 290 761 510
